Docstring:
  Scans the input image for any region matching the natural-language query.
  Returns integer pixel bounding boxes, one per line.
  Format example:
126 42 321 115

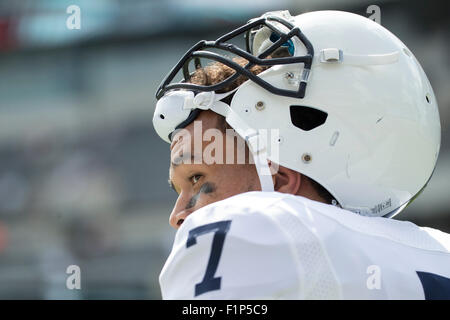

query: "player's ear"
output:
273 166 301 195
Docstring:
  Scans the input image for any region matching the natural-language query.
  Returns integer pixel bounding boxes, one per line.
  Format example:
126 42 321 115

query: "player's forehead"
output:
170 110 223 148
168 111 224 168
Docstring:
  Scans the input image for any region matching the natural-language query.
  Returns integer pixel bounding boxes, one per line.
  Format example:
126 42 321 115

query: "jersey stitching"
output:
261 204 306 299
283 200 344 299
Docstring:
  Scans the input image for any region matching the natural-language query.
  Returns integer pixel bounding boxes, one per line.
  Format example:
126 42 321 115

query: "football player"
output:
153 10 450 299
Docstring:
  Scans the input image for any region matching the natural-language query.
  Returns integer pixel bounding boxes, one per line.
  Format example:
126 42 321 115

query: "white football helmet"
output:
153 10 441 218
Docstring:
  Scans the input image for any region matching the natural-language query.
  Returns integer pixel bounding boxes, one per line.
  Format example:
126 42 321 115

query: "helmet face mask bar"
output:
155 14 314 101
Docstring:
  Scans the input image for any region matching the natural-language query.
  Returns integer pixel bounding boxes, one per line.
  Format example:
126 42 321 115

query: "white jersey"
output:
159 192 450 299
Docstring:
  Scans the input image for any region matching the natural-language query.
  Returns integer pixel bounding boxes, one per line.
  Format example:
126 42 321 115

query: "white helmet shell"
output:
229 10 440 217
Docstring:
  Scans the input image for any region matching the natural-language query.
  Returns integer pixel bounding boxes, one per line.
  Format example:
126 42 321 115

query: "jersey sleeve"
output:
158 200 302 299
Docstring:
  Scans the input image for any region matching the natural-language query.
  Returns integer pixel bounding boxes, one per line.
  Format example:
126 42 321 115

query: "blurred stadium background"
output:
0 0 448 299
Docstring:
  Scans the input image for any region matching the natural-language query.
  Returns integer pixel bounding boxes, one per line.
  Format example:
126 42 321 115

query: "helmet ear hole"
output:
290 106 328 131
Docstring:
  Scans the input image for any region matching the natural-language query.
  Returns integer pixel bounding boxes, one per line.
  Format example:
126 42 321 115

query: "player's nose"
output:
169 208 192 229
169 196 193 229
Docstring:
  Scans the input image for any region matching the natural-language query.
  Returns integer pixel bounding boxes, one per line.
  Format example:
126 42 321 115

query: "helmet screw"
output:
302 153 312 163
255 101 265 111
285 72 294 79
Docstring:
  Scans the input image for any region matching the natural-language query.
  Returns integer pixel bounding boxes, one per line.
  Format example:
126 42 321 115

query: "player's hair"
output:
188 57 336 205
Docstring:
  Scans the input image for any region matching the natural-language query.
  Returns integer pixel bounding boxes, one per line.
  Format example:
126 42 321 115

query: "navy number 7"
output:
186 220 232 297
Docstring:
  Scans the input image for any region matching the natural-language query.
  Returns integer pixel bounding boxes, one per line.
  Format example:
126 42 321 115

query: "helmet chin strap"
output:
225 112 275 192
209 98 275 192
187 89 275 192
247 138 275 192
